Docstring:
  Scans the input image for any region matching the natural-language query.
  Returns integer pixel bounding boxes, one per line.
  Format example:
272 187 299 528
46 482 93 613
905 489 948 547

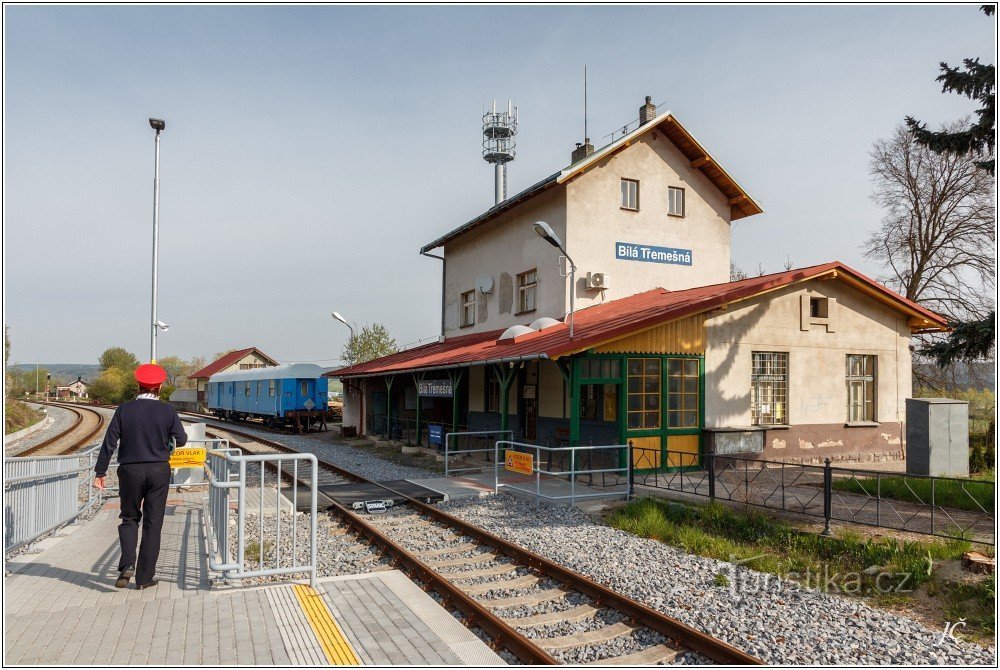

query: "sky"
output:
3 4 995 366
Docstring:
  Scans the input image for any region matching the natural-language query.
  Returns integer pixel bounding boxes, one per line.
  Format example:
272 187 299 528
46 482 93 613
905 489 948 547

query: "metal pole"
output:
627 440 634 500
822 458 832 536
708 452 716 502
150 127 161 364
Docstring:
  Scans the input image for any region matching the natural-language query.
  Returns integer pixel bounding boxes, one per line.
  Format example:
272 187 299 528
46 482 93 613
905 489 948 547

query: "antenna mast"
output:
482 99 517 204
584 65 588 143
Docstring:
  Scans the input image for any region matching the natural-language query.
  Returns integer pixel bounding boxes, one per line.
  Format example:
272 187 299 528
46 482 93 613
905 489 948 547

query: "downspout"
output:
421 250 446 340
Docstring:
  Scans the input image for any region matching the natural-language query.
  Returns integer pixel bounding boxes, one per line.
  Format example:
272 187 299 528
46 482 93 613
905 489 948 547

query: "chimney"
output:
571 137 594 163
639 96 657 125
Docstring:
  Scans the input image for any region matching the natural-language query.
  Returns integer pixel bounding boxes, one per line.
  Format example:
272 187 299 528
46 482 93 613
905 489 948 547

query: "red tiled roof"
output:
328 262 948 378
188 347 278 379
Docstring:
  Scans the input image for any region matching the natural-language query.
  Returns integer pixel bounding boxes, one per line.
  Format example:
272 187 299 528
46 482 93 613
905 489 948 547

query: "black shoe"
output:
135 579 159 590
115 568 134 589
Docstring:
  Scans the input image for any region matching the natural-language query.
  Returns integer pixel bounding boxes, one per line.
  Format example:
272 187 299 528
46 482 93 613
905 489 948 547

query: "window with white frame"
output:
517 269 537 313
269 380 275 397
846 354 877 422
668 186 685 217
620 178 639 211
751 352 788 425
461 290 476 327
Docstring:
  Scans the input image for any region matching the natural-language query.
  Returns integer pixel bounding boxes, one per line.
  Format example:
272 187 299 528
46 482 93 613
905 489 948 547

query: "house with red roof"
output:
189 347 278 404
329 97 948 466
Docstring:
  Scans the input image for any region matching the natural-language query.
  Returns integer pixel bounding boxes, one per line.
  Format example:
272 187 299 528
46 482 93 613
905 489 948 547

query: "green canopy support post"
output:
492 363 518 435
568 357 580 448
412 371 426 446
385 374 395 439
448 368 465 435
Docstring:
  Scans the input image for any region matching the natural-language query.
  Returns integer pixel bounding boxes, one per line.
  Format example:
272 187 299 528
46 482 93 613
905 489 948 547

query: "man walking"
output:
94 364 187 589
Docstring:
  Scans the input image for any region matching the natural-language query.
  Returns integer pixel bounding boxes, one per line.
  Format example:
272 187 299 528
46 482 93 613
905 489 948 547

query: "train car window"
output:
244 382 250 396
300 381 308 396
269 380 275 397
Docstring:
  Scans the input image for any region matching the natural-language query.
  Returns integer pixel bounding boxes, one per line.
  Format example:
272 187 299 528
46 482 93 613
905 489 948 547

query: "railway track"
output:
193 420 761 665
16 402 107 457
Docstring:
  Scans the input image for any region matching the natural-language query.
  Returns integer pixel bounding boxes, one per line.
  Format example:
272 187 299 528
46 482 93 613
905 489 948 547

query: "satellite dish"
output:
475 274 494 294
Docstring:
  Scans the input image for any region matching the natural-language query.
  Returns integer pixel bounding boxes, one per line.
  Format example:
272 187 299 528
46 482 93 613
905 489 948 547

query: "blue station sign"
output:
616 242 692 266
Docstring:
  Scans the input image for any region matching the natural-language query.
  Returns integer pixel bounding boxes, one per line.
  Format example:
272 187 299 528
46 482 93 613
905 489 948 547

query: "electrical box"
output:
586 271 610 290
905 398 969 477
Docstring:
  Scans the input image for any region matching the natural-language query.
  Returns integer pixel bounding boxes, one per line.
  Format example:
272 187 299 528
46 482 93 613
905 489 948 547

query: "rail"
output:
203 440 318 587
4 445 102 554
494 440 632 507
443 430 513 477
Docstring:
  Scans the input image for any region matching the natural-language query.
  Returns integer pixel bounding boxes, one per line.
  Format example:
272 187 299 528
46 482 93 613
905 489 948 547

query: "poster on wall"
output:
603 386 618 422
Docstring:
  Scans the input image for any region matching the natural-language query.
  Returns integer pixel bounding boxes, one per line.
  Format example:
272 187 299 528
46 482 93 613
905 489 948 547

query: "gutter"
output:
334 352 550 379
420 249 446 339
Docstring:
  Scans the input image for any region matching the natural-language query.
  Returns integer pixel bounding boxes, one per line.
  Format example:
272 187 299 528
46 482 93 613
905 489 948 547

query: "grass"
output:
831 471 995 513
606 497 995 640
4 398 44 433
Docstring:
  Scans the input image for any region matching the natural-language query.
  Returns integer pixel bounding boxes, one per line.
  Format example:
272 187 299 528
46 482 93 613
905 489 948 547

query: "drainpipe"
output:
421 250 446 340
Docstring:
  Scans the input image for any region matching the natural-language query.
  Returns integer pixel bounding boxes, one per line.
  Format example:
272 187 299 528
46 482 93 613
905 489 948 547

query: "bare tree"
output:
864 121 995 322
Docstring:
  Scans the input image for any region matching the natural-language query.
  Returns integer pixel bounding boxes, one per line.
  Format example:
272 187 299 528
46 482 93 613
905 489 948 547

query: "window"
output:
667 358 699 428
244 382 251 397
268 380 275 397
847 355 877 422
751 352 788 425
668 187 685 217
581 383 618 422
461 290 476 327
627 358 661 429
486 374 501 413
580 358 621 380
517 269 537 314
257 381 263 396
300 381 309 397
810 297 829 318
620 178 639 211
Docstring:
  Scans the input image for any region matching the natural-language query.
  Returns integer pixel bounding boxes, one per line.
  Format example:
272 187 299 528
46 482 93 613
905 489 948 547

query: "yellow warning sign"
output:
504 449 533 476
169 447 207 469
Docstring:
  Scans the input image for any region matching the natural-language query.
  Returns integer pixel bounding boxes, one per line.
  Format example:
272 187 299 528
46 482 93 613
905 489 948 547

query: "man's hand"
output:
94 476 106 491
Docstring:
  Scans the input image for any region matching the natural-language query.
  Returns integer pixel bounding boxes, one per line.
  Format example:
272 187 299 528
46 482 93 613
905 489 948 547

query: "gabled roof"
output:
420 110 762 253
188 347 279 380
328 262 948 378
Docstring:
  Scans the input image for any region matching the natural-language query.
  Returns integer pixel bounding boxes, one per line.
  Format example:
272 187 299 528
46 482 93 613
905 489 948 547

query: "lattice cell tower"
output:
482 99 517 204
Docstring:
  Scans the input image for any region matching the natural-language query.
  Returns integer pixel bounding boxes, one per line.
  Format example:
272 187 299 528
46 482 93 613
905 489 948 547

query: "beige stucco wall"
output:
704 279 912 428
538 359 568 419
565 132 732 309
443 188 567 337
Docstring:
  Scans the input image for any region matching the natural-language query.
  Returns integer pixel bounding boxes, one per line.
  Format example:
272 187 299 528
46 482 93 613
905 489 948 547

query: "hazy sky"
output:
4 5 995 366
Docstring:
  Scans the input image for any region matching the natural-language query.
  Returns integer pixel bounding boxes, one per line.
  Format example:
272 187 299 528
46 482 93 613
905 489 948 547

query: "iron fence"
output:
365 413 422 445
443 430 513 477
4 445 103 554
203 441 318 587
630 443 995 544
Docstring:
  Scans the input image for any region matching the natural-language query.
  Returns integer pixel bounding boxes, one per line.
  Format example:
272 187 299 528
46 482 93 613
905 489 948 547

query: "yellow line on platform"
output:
292 584 361 666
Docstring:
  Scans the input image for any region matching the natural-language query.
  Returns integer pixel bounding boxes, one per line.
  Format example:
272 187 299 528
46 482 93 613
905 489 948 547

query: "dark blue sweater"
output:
95 398 188 476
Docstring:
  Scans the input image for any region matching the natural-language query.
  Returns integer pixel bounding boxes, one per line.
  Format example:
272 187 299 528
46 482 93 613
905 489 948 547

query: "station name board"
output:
616 242 692 266
418 379 453 397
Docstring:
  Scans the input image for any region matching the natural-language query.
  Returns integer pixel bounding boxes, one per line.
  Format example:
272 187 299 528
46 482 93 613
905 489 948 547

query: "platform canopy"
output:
328 262 948 379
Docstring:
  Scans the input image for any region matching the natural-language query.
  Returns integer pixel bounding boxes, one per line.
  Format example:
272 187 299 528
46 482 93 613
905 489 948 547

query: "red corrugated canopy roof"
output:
328 262 948 378
188 347 278 379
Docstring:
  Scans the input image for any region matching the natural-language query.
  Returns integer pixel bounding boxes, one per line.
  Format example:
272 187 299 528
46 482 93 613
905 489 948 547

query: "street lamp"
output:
331 312 355 338
532 221 577 338
149 117 166 364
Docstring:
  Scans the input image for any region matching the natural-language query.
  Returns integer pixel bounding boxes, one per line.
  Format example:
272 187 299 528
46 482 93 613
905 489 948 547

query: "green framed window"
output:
627 358 661 429
667 358 699 428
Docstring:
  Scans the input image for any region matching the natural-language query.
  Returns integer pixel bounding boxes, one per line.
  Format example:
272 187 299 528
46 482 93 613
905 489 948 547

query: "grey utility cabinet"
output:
905 398 969 477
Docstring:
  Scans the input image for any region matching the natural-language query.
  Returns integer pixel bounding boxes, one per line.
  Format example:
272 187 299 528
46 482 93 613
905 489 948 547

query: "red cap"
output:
135 363 167 387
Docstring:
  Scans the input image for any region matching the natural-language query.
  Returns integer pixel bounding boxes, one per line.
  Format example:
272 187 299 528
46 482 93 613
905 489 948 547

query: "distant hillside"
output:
914 360 995 392
6 363 101 384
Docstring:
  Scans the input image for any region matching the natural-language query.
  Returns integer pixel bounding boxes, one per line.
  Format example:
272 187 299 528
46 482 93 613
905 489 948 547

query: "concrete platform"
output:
419 471 629 509
3 490 504 665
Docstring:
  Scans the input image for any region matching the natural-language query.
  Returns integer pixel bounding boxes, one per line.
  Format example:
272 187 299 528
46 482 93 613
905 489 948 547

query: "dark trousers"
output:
117 461 171 585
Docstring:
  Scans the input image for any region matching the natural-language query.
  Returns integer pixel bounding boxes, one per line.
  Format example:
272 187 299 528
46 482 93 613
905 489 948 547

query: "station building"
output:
330 99 948 466
188 346 278 405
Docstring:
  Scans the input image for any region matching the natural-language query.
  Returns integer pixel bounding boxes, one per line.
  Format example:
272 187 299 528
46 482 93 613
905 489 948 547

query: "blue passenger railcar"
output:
206 363 328 429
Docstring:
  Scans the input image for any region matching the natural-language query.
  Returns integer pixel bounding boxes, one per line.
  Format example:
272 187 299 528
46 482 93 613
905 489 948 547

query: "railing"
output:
630 444 995 544
443 430 513 477
365 413 420 445
4 445 103 554
203 440 318 587
494 440 632 508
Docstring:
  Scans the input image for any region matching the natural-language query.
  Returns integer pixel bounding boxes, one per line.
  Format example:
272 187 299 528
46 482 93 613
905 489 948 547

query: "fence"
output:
630 443 995 544
203 441 319 587
443 430 513 477
4 445 103 555
365 414 421 445
493 440 632 507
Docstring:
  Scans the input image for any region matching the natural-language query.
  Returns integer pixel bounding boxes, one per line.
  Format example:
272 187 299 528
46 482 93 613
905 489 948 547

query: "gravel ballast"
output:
438 492 996 665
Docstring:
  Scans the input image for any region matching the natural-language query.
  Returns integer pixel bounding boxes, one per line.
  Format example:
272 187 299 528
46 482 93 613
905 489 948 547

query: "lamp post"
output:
332 313 355 359
532 221 576 338
149 117 166 364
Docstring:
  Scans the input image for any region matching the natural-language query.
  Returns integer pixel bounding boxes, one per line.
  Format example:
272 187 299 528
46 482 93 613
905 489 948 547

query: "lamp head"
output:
533 221 563 250
149 118 166 132
331 312 348 325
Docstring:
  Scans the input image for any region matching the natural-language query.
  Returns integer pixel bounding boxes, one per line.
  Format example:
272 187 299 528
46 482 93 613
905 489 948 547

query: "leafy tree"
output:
100 347 141 373
157 355 203 388
89 368 126 404
4 326 10 366
342 323 398 367
729 262 748 282
159 383 176 402
921 312 996 366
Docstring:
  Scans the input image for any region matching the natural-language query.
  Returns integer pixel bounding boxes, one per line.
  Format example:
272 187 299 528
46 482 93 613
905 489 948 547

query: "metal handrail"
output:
494 440 631 507
444 430 513 477
203 442 318 587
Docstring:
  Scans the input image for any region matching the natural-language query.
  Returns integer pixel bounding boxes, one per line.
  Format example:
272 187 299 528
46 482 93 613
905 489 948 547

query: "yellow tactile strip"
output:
292 584 362 665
